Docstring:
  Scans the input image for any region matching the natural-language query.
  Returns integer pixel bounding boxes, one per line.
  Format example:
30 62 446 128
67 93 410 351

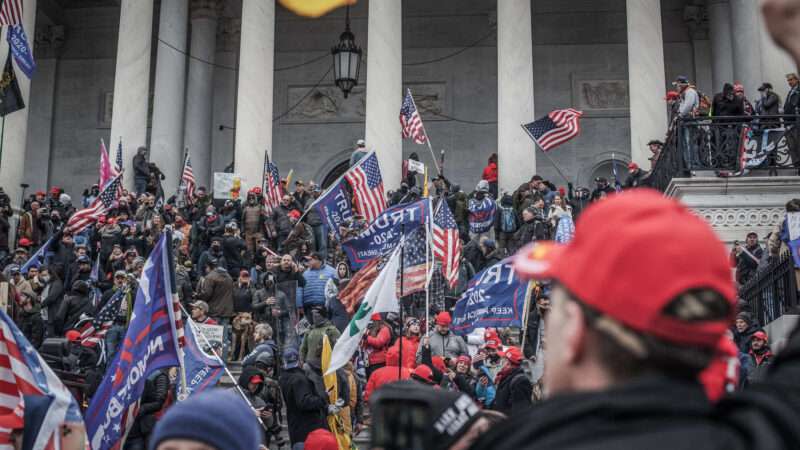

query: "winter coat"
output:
756 91 781 115
390 335 420 369
237 365 268 410
198 268 235 318
222 235 247 276
302 265 337 307
232 283 255 313
129 369 169 438
300 319 340 364
241 339 278 369
492 365 532 416
416 331 468 363
279 367 328 445
784 86 800 116
132 153 150 178
733 323 761 353
39 277 64 326
58 292 94 334
364 365 411 401
19 306 45 348
365 323 392 366
712 88 746 117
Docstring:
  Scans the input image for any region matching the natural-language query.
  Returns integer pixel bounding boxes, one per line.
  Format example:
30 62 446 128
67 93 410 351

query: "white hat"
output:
476 180 490 193
356 139 365 147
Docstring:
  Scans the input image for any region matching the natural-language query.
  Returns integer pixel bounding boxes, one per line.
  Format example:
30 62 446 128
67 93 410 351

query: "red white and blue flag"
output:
345 152 386 224
0 0 22 26
400 89 428 144
85 234 184 450
99 139 114 189
433 200 462 288
181 153 196 205
399 227 428 297
0 309 85 449
522 108 583 151
80 289 125 348
66 173 122 234
263 158 282 213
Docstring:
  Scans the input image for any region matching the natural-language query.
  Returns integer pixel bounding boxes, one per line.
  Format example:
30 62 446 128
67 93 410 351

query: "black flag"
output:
0 52 24 117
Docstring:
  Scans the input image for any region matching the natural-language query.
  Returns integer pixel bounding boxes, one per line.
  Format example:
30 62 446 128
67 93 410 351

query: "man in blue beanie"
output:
148 389 261 450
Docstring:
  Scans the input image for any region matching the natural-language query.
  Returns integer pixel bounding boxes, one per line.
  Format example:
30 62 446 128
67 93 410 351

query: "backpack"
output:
499 206 518 233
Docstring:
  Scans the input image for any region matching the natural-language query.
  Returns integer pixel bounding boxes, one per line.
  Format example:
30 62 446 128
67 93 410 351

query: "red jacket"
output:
365 324 392 366
390 336 420 369
482 162 498 183
364 365 411 401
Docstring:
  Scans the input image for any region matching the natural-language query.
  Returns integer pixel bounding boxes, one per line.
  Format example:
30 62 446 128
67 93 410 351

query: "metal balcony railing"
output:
740 252 799 326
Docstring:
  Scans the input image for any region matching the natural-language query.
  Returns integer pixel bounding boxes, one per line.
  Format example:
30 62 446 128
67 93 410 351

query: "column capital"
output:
217 17 241 53
190 0 222 20
684 5 709 40
34 25 65 58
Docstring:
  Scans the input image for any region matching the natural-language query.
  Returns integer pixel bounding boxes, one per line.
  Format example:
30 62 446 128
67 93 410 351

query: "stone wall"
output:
36 0 704 198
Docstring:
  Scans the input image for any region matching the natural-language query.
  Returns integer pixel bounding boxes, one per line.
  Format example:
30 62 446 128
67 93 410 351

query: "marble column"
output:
708 0 734 92
109 0 154 191
150 0 188 196
365 0 402 190
212 17 239 174
684 5 712 95
497 0 535 195
234 0 274 190
0 0 37 217
24 25 63 192
756 8 798 98
626 0 668 167
184 0 220 188
729 0 761 94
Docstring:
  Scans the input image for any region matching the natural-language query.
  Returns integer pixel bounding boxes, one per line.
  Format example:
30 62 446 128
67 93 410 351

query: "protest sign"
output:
212 172 246 200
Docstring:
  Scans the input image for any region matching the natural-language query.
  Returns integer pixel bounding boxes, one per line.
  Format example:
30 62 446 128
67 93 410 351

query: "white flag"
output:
325 247 401 375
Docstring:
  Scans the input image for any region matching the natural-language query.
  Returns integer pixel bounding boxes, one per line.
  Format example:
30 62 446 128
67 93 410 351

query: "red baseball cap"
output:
412 364 434 383
514 189 735 349
435 311 452 326
249 375 264 385
65 330 81 342
484 339 500 350
752 331 768 342
499 346 523 365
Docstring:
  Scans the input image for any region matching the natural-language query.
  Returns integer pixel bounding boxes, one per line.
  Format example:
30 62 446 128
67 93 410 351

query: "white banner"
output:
407 159 425 174
212 172 247 200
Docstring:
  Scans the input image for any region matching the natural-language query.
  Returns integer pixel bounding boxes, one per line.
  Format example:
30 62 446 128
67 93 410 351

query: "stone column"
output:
497 0 535 195
24 25 63 192
150 0 188 196
708 0 734 92
365 0 402 190
626 0 668 167
212 17 239 174
684 5 712 95
729 0 761 94
184 0 220 188
234 0 274 190
109 0 154 191
0 0 37 216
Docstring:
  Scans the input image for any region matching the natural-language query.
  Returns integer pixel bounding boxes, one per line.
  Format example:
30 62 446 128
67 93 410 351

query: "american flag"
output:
522 108 583 151
338 257 382 314
66 173 121 234
99 139 114 188
114 139 123 174
398 227 428 297
0 0 22 26
433 200 462 288
0 309 85 448
400 89 427 144
263 159 282 213
345 152 386 223
181 153 196 205
80 289 125 347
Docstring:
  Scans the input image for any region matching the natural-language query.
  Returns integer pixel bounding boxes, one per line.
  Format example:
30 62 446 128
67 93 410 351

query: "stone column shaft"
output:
708 0 734 92
184 0 219 187
626 0 668 167
365 0 402 190
109 0 155 191
234 0 274 189
729 0 761 94
151 0 189 196
211 17 239 174
497 0 535 194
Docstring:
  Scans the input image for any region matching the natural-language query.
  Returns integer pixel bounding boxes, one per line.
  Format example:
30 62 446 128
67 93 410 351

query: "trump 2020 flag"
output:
313 179 353 240
326 245 401 375
6 24 35 79
183 319 224 396
85 234 182 450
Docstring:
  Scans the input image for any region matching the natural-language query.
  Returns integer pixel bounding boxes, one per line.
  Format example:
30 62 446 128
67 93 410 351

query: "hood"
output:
238 365 265 394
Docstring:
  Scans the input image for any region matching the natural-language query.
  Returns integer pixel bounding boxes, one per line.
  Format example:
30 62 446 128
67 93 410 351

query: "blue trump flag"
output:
20 236 54 274
7 24 35 78
183 319 224 396
85 234 181 450
313 179 353 240
451 257 528 336
341 198 430 269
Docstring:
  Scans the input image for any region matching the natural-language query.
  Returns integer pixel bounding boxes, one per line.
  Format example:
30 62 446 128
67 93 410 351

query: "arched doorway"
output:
321 160 351 189
588 159 628 186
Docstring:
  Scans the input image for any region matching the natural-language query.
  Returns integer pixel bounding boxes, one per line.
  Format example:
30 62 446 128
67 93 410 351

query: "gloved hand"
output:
327 404 341 415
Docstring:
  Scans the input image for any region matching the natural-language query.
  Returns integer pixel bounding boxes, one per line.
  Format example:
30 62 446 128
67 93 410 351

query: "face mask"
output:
211 244 220 251
40 275 50 283
476 192 485 200
311 310 323 325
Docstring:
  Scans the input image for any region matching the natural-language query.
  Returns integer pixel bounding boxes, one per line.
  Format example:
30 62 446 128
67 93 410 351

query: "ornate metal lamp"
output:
331 6 361 98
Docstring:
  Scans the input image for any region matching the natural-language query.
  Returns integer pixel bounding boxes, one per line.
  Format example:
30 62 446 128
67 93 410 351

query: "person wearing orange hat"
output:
472 189 800 449
416 311 468 364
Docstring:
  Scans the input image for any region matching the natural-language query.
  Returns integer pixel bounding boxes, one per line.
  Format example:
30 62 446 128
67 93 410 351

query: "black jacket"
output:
129 369 169 437
132 153 150 178
784 86 800 116
491 366 532 416
279 367 328 444
473 326 800 450
39 278 64 327
58 292 94 334
19 308 45 348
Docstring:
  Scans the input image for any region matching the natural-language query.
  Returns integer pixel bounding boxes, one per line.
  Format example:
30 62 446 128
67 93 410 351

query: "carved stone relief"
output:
571 73 629 117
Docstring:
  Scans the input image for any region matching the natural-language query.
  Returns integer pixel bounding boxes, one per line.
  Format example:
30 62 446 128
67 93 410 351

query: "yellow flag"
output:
284 169 294 189
278 0 356 18
422 166 429 198
322 335 352 449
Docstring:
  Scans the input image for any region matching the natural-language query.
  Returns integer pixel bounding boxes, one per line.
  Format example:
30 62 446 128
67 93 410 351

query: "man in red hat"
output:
624 162 647 189
491 346 532 416
747 331 773 384
471 189 800 449
417 311 468 364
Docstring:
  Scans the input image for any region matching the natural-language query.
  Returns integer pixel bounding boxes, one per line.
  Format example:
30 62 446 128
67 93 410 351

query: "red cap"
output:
484 339 500 350
412 364 434 383
371 313 382 321
35 191 45 197
456 355 472 365
431 356 447 373
753 331 768 342
240 269 250 278
500 346 523 365
304 429 338 450
50 187 60 194
664 90 680 100
249 375 264 385
733 83 744 93
288 210 301 220
435 311 452 326
17 238 32 247
65 330 81 342
627 162 639 171
513 189 735 349
483 329 498 341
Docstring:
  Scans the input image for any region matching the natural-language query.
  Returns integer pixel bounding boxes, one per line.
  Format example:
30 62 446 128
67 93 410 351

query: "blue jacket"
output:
475 365 496 407
302 265 337 306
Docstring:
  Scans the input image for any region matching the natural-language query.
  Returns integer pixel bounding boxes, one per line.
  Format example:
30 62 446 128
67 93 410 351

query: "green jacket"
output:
300 320 340 364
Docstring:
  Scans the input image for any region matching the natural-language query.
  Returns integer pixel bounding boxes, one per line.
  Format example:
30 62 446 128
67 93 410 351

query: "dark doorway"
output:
321 160 351 189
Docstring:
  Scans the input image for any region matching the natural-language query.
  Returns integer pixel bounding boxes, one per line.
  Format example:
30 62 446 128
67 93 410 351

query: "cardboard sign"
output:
212 172 246 200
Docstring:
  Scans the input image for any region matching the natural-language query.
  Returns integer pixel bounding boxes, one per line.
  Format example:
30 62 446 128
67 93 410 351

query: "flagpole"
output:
165 231 189 400
408 89 441 175
520 124 572 185
398 223 405 379
520 281 536 354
